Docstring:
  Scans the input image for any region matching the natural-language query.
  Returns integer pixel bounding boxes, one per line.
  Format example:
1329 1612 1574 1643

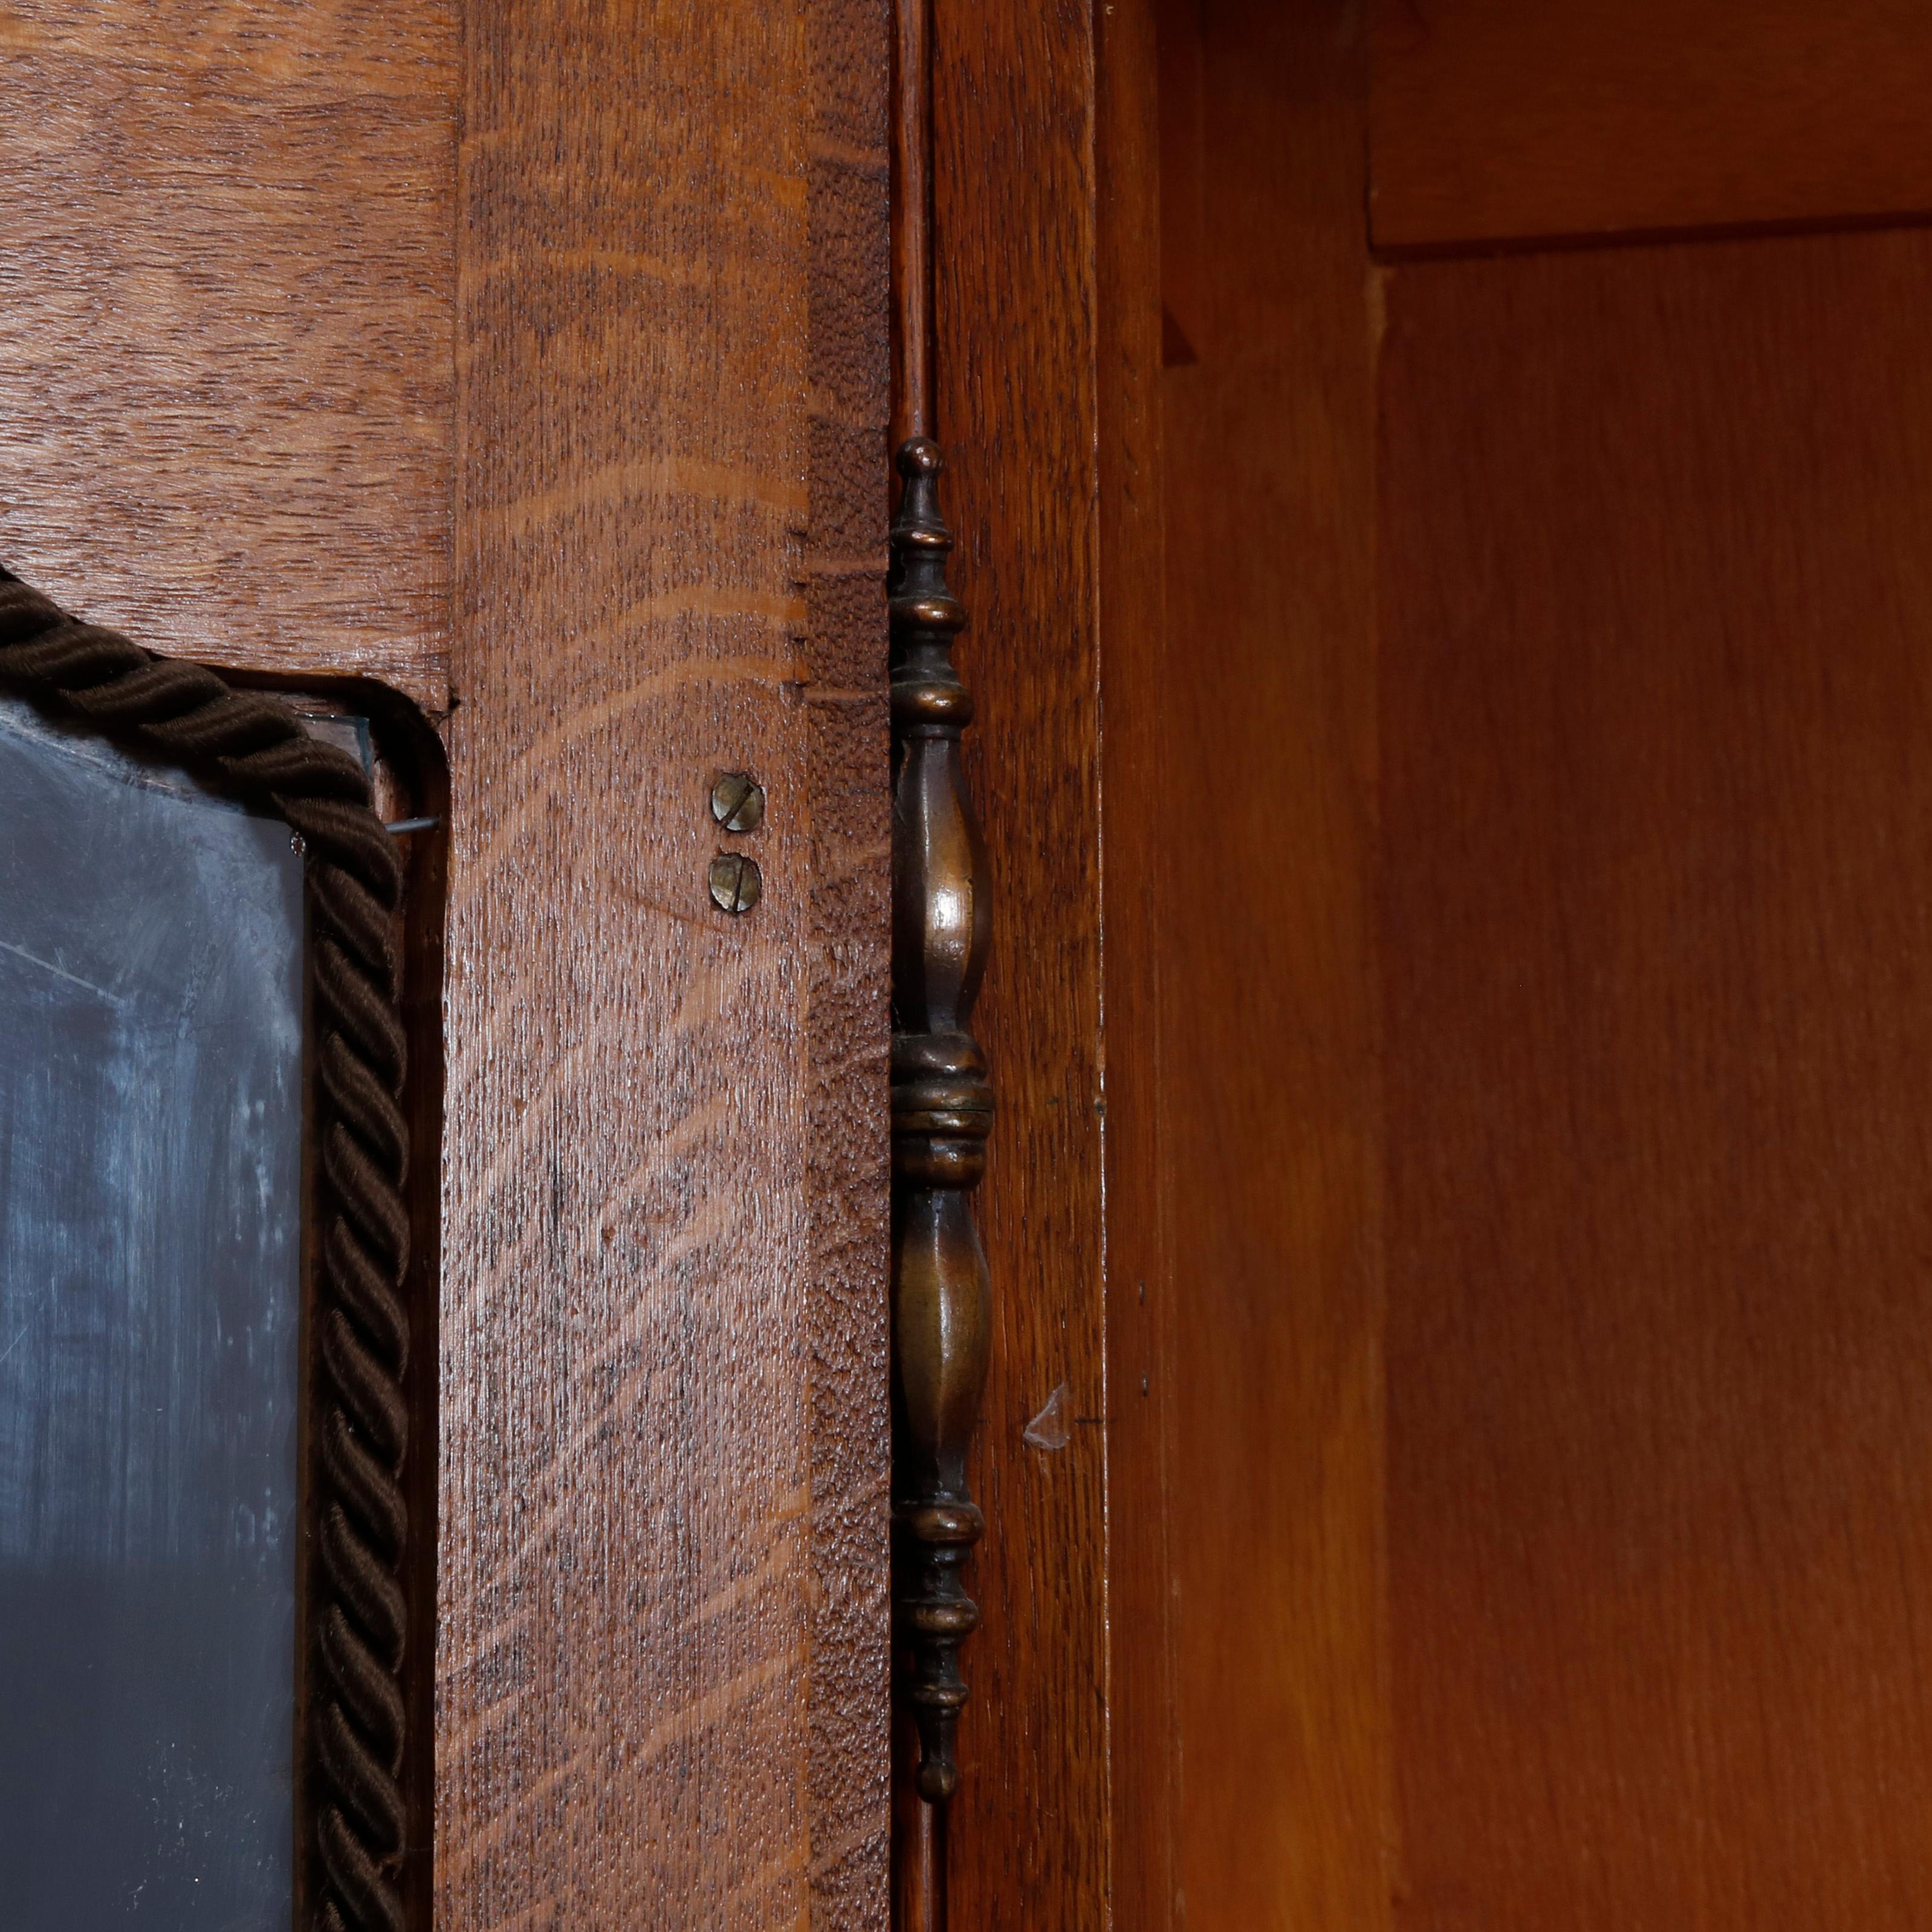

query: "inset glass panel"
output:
0 696 302 1926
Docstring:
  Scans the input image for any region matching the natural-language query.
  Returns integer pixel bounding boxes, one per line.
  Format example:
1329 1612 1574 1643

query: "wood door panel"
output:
0 0 456 707
1370 0 1932 250
1381 229 1932 1929
0 0 893 1923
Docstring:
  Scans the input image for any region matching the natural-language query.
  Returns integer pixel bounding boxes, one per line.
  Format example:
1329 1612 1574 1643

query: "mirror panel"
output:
0 697 303 1927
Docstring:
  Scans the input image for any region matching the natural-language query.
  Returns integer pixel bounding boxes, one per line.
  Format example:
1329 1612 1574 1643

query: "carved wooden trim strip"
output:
0 570 421 1932
889 0 994 1910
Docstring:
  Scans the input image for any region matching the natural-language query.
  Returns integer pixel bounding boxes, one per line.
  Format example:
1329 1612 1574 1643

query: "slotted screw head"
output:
710 771 766 834
708 852 762 915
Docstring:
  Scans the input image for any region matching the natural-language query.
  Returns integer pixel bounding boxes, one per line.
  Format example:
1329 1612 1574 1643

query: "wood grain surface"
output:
1159 2 1389 1925
804 0 896 1918
1097 0 1183 1927
0 0 455 708
931 0 1111 1920
1381 229 1932 1930
932 5 1389 1924
441 2 891 1927
0 1 894 1924
1371 0 1932 250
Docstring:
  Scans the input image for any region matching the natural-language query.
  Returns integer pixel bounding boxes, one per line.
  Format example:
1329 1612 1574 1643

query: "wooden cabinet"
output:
8 1 1932 1926
930 0 1932 1925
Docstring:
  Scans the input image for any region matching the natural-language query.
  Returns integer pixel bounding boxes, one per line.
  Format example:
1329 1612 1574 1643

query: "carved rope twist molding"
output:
0 571 416 1932
889 436 994 1805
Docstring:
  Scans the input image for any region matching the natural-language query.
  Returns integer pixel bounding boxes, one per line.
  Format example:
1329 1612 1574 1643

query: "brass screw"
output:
708 852 762 915
710 771 766 834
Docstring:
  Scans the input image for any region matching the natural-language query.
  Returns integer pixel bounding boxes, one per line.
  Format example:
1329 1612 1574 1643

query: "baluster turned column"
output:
887 0 996 1915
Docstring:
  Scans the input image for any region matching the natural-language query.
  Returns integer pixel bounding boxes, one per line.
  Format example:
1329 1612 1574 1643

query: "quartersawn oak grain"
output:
0 1 893 1924
0 0 455 710
805 0 896 1918
1382 227 1932 1931
442 3 891 1927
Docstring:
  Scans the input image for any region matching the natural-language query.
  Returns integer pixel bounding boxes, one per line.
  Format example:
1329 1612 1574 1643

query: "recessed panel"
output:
0 698 303 1925
1382 231 1932 1928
